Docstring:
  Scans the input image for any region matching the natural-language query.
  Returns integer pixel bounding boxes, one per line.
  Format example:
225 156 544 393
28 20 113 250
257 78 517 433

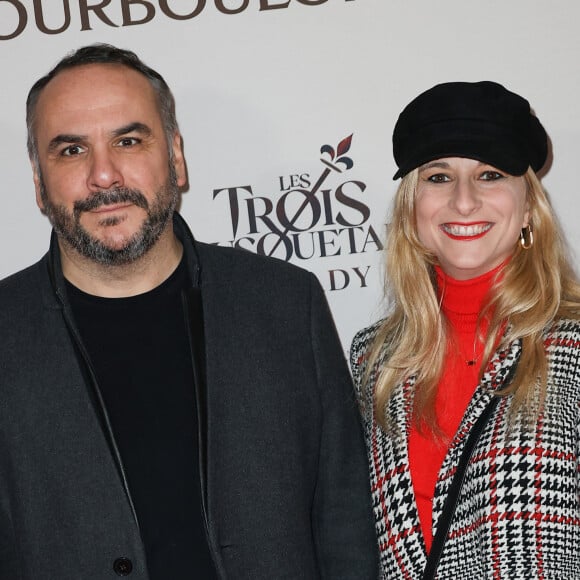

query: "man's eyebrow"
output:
47 134 86 153
112 122 152 138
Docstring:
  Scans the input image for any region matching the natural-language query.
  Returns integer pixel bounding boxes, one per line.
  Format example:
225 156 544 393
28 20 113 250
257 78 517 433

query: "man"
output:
0 45 377 579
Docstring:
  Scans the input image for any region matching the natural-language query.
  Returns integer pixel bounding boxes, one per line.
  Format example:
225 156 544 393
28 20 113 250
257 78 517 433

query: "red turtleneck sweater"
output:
408 265 500 553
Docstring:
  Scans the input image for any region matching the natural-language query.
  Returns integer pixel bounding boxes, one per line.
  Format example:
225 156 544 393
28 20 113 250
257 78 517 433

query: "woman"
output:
350 81 580 579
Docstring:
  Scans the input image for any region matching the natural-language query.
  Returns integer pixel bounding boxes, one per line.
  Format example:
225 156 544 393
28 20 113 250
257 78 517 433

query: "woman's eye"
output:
427 173 450 183
480 170 504 181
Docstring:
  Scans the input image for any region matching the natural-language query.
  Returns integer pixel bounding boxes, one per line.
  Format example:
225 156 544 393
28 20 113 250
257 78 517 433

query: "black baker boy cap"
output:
392 81 548 179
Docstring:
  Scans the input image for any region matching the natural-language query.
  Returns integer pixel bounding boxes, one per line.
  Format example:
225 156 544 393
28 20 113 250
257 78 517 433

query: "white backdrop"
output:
1 0 579 351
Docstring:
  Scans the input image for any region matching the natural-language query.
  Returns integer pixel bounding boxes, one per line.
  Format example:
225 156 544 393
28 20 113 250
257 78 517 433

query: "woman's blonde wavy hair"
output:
367 167 580 431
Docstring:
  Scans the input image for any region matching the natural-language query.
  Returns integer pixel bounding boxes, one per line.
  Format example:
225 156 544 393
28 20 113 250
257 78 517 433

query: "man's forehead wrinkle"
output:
36 73 161 137
37 86 158 147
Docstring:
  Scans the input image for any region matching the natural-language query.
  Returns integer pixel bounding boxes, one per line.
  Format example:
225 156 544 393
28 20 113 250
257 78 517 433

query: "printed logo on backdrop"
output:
0 0 354 40
212 135 383 292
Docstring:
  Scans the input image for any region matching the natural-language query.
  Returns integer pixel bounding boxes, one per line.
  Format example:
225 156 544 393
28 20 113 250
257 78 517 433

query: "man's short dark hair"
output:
26 44 178 166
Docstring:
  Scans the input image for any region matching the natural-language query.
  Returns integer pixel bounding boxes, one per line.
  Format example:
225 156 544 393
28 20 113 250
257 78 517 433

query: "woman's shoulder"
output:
546 317 580 343
545 318 580 383
543 318 580 409
350 319 385 360
349 320 386 409
351 319 386 345
349 319 390 388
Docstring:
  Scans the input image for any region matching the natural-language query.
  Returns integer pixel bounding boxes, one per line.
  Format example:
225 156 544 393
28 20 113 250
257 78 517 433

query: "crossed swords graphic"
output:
265 134 354 257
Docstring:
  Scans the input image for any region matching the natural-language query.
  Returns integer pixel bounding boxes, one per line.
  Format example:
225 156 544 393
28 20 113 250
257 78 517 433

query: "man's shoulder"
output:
195 241 315 283
0 258 46 291
0 256 49 310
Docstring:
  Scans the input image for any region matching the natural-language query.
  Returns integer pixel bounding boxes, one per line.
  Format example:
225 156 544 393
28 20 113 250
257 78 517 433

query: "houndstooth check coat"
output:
350 318 580 580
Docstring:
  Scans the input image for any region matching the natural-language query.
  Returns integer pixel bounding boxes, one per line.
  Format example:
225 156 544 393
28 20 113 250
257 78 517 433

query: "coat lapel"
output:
432 337 522 535
369 369 428 576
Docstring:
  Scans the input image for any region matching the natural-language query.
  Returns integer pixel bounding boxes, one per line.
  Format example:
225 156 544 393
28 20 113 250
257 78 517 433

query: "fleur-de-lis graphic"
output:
266 134 356 257
320 134 354 172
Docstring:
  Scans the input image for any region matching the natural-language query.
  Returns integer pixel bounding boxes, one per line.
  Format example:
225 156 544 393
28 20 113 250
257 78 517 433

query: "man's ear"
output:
31 161 45 212
171 132 187 188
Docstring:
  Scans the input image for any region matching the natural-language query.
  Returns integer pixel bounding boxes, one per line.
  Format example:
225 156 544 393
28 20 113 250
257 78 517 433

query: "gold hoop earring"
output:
520 224 533 250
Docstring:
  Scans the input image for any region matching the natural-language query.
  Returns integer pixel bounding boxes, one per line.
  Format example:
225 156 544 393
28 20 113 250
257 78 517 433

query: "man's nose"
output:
87 147 123 191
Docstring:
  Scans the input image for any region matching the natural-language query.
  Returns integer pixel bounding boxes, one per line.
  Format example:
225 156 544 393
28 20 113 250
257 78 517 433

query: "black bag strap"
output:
421 395 500 580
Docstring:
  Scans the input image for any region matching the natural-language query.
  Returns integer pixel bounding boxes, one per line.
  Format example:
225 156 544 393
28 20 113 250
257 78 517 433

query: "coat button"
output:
113 557 133 576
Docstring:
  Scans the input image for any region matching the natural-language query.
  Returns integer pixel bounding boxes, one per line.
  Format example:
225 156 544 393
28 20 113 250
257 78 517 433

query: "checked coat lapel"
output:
351 328 427 579
431 338 520 544
369 374 427 578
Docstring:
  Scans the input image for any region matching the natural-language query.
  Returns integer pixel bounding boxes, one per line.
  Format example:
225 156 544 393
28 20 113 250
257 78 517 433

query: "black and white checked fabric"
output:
350 319 580 579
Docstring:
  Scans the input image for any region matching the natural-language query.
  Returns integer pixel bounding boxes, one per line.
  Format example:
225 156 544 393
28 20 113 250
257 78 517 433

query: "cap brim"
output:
392 136 529 180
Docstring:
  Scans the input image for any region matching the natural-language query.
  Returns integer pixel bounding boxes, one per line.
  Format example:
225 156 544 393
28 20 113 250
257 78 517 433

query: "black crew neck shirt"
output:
66 259 216 579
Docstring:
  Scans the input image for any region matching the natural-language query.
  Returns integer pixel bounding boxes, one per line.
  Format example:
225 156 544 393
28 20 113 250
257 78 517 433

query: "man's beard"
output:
39 165 180 266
